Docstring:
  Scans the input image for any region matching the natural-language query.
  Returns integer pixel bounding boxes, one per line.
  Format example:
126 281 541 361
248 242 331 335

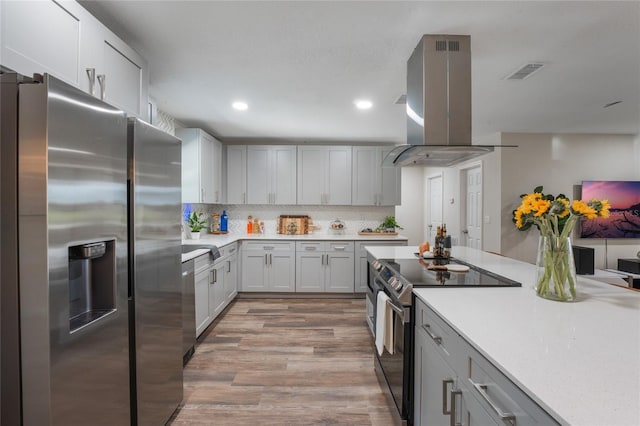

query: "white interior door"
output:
462 165 483 249
425 174 443 243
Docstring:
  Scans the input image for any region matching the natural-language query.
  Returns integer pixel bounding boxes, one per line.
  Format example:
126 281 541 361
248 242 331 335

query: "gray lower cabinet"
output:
414 298 559 426
241 241 295 292
295 241 354 292
224 244 239 302
194 254 212 337
355 240 407 293
194 242 239 338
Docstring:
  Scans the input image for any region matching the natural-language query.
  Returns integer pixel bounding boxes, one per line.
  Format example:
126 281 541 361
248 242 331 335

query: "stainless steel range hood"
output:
384 35 502 167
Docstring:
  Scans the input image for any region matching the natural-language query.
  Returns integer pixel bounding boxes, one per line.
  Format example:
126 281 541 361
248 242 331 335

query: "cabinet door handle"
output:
469 380 517 425
333 246 346 251
264 246 274 250
86 68 96 96
215 190 219 203
243 192 246 204
269 253 272 265
422 324 442 344
442 379 454 415
97 74 106 100
201 188 205 202
449 389 462 426
265 254 268 265
326 254 329 265
305 246 317 251
227 260 231 273
209 270 214 284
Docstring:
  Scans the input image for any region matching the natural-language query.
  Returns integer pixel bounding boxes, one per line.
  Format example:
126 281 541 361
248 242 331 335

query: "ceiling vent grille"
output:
435 40 447 51
505 62 545 80
448 41 460 51
394 94 407 105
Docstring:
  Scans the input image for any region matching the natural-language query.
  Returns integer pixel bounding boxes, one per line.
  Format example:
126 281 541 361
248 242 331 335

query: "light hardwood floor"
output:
170 298 401 425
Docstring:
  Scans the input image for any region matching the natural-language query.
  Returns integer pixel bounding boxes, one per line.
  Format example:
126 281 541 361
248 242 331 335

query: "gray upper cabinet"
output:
246 145 297 205
297 146 352 205
352 146 401 206
1 0 148 120
177 128 222 204
225 145 247 204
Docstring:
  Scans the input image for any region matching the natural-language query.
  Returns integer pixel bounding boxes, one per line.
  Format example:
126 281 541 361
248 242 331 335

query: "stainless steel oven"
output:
374 291 413 425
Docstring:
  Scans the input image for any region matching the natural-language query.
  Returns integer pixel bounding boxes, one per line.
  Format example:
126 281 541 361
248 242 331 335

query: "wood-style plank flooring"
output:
170 298 401 425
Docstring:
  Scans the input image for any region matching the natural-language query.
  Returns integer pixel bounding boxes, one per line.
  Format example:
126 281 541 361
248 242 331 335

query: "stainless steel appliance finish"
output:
127 117 183 425
371 259 412 425
383 35 512 167
8 73 131 425
1 71 25 426
182 259 196 363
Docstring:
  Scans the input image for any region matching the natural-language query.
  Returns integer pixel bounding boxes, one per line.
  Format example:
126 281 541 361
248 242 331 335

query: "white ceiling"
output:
80 1 640 144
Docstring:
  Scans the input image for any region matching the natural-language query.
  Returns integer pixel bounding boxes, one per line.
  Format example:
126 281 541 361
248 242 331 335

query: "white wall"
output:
395 167 424 246
499 133 640 267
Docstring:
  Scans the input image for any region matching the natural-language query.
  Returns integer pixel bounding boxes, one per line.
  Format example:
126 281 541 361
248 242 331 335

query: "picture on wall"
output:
580 180 640 238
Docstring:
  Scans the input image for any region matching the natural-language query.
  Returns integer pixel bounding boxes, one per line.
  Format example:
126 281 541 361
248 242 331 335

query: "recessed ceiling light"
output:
232 101 248 111
355 100 373 110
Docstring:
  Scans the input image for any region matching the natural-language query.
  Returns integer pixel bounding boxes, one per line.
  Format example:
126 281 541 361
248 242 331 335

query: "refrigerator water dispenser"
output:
68 241 116 332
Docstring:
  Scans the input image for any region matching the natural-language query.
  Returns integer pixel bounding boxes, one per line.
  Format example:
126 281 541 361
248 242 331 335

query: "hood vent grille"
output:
435 40 460 52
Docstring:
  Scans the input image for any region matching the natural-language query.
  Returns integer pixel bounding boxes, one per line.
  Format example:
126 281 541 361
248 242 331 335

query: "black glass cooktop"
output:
378 257 521 287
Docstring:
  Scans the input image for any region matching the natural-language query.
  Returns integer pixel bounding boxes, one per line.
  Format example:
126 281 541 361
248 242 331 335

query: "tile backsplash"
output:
184 204 395 235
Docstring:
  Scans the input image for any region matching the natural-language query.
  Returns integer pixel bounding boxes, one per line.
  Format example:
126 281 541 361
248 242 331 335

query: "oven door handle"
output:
386 299 409 323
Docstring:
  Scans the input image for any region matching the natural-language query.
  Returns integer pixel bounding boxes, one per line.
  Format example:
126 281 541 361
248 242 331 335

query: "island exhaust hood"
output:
384 35 506 167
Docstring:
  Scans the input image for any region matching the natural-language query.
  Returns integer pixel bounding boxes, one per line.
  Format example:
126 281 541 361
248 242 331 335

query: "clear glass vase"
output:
535 235 578 302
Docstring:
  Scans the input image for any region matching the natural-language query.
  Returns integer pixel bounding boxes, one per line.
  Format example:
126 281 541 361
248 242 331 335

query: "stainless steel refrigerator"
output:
1 72 183 425
127 117 183 426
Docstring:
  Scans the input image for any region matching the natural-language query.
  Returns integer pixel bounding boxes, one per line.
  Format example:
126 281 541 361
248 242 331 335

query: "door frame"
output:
424 172 443 243
459 161 483 249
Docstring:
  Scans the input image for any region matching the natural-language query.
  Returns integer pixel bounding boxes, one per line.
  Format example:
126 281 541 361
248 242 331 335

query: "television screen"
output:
580 180 640 238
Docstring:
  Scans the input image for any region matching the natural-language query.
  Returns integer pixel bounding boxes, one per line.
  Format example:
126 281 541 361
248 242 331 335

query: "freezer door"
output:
18 74 130 425
128 117 183 425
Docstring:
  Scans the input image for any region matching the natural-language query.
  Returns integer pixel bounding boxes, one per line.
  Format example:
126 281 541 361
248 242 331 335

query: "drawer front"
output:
219 241 238 258
296 241 324 252
327 241 354 253
194 253 210 273
467 347 559 426
415 298 462 369
355 240 405 256
242 240 295 252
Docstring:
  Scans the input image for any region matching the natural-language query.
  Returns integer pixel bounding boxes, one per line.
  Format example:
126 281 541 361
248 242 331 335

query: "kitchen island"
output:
367 245 640 426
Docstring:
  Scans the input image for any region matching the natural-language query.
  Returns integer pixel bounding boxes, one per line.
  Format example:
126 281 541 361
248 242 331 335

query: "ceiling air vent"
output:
436 40 447 51
394 94 407 105
505 62 545 80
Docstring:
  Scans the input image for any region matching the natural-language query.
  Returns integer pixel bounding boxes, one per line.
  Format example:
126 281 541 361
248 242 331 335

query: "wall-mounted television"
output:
580 180 640 238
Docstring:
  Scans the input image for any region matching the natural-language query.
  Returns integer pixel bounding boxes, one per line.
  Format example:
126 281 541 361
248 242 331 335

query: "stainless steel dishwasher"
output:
182 259 195 365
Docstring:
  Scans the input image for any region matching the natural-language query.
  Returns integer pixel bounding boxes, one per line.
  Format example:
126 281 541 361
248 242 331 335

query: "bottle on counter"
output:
220 210 228 232
211 213 220 233
247 215 253 234
253 217 260 234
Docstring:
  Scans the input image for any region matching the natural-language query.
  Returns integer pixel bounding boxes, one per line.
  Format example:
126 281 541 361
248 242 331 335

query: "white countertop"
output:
367 245 640 425
181 232 408 262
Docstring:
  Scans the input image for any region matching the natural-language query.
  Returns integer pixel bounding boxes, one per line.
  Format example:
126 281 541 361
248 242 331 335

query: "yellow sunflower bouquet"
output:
513 186 610 301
